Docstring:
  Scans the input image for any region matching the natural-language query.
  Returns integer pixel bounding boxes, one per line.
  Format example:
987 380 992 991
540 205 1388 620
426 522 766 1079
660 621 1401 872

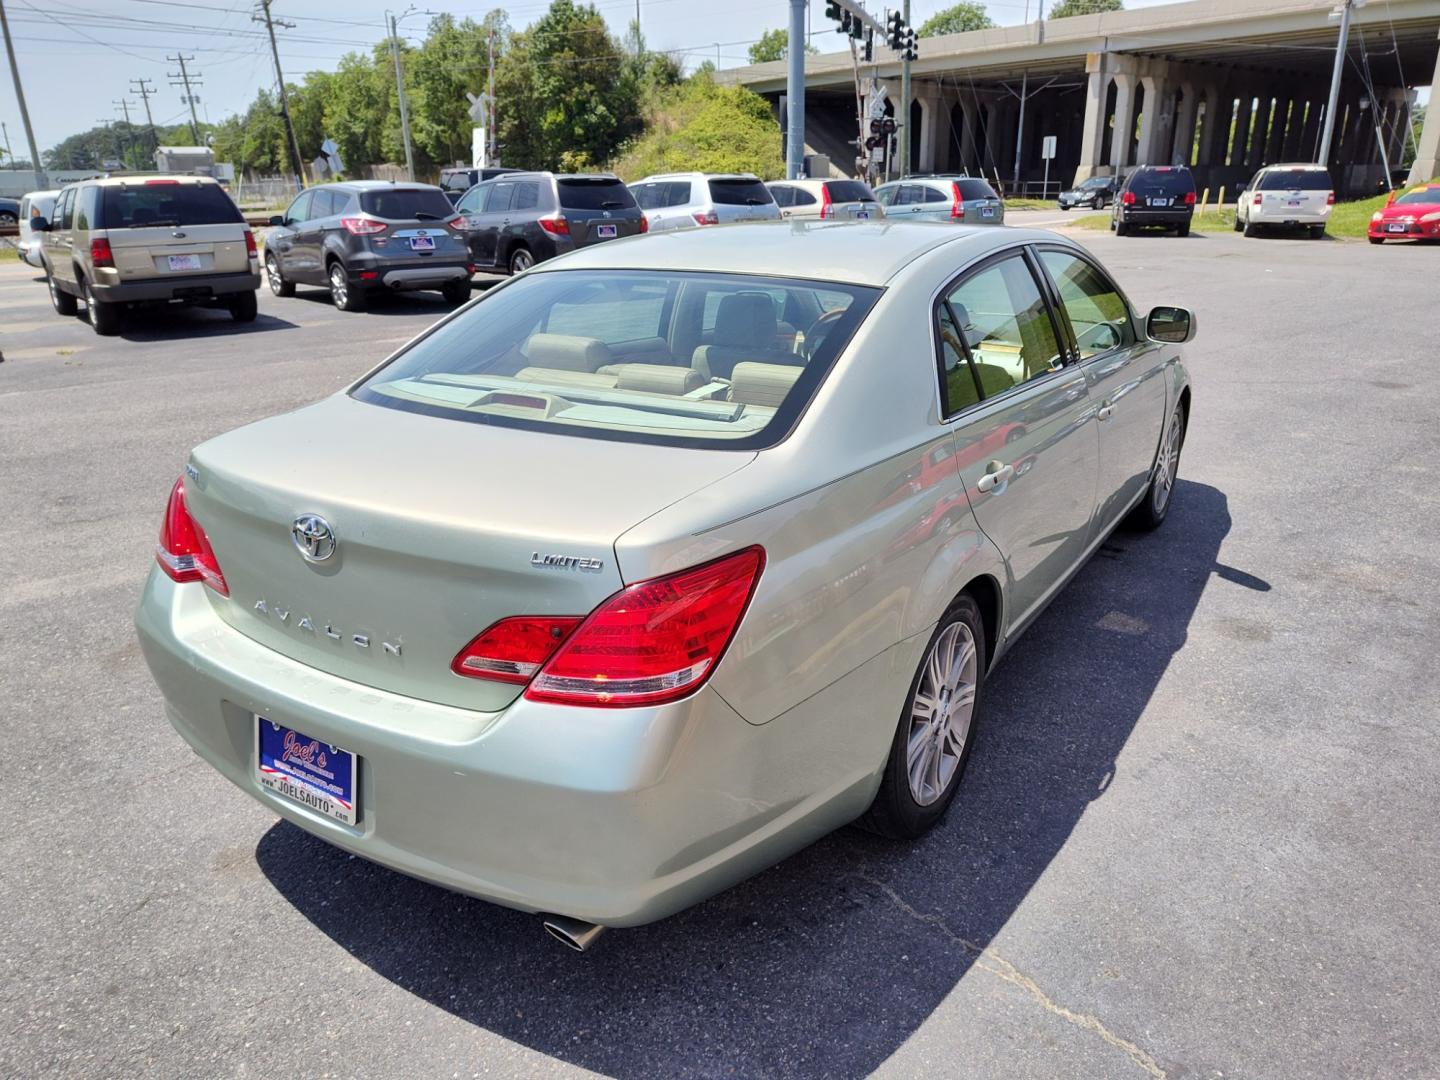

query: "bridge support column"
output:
917 93 943 174
957 98 978 175
1266 97 1290 162
1300 97 1323 162
1135 73 1172 166
1073 68 1111 183
1409 43 1440 184
1173 82 1198 166
1229 94 1253 167
1282 99 1308 160
1248 95 1272 167
1201 87 1229 167
1386 88 1413 166
1109 73 1137 171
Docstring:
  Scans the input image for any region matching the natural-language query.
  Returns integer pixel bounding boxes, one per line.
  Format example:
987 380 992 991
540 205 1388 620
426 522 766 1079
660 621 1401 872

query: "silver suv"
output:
873 175 1006 226
628 173 781 232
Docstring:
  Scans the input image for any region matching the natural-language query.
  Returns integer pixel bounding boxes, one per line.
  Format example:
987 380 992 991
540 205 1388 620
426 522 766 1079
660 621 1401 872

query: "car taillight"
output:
951 182 966 218
244 230 257 257
340 217 387 236
452 617 584 683
510 547 765 707
1253 193 1263 205
538 215 570 235
692 209 719 226
155 476 228 596
819 185 833 219
1327 192 1336 205
446 215 467 231
1184 191 1196 205
1122 191 1136 206
90 238 114 268
144 179 181 185
639 214 648 233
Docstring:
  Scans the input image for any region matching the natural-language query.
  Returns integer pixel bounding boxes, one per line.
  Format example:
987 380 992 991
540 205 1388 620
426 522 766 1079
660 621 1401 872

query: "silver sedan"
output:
135 220 1194 950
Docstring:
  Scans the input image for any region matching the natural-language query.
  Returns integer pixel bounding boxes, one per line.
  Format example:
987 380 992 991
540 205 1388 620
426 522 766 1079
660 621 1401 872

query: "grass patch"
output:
1004 197 1057 210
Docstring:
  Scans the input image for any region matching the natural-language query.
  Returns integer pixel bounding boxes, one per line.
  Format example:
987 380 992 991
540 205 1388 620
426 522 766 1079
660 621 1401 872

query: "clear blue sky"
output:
0 0 1369 160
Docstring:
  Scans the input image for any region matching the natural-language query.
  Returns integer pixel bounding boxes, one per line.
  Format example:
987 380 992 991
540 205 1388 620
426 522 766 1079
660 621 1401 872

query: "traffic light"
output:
850 14 864 39
863 27 874 61
903 28 919 61
886 10 904 50
840 10 852 34
824 1 842 20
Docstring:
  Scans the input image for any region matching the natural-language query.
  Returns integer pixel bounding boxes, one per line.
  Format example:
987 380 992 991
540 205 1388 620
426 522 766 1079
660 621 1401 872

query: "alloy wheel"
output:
1153 405 1183 515
266 254 283 295
905 621 978 807
510 248 533 273
329 265 348 307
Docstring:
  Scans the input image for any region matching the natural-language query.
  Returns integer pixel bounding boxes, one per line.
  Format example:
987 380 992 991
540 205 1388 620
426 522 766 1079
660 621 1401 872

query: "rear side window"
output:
1259 168 1331 191
664 181 692 207
631 183 664 210
101 183 242 228
485 184 515 213
558 179 635 210
874 186 897 206
514 182 541 211
922 185 949 204
708 178 773 206
954 179 997 200
1127 168 1194 196
769 186 793 208
793 188 818 206
359 188 454 220
311 189 337 218
824 181 874 202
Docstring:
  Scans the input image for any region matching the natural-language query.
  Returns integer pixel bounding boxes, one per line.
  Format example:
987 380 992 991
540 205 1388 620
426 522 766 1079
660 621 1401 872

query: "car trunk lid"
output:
184 393 754 711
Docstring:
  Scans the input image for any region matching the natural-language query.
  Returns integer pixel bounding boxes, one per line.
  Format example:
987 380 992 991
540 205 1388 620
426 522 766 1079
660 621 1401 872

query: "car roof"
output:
79 174 220 188
333 180 442 191
636 172 758 181
1260 162 1331 172
532 220 1058 288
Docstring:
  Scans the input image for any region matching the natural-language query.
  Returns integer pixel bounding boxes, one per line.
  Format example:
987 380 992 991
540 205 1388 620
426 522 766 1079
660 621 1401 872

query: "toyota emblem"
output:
291 514 336 562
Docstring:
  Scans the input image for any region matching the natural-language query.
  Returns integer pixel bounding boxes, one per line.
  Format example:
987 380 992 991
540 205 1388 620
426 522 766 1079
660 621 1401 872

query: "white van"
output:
18 190 60 268
1235 164 1333 238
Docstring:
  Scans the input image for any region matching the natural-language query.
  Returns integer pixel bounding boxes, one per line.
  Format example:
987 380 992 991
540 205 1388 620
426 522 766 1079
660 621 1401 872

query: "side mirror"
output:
268 214 286 227
1147 306 1197 345
30 215 50 232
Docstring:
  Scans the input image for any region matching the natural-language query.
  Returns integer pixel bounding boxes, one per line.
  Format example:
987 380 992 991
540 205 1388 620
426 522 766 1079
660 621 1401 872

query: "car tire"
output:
441 278 471 305
1368 236 1384 245
48 270 78 316
508 246 534 275
230 291 258 323
1176 223 1191 237
265 253 294 298
1309 225 1326 240
1233 214 1244 232
1060 205 1070 212
1126 401 1186 531
83 278 119 336
0 212 16 226
328 261 365 311
856 596 987 840
1243 220 1258 238
1114 219 1129 236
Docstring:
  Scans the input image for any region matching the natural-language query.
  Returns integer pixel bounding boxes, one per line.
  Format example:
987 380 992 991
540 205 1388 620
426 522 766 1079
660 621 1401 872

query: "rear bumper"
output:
346 254 471 290
1250 209 1330 227
1118 208 1193 226
378 265 469 289
134 569 878 927
93 269 261 302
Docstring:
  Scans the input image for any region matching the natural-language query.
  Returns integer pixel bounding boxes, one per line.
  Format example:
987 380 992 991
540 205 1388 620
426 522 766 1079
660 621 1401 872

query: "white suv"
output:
628 173 781 232
1236 164 1334 238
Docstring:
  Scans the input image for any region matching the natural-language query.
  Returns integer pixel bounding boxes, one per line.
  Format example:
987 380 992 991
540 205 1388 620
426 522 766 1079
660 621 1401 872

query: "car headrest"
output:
613 364 703 396
525 333 614 372
712 293 778 348
729 362 804 408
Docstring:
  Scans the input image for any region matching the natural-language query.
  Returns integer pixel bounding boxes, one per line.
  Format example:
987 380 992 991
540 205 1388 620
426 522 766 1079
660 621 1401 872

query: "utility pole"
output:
785 0 806 178
487 27 497 166
0 0 47 184
1 120 12 164
898 0 912 177
385 9 419 181
113 99 135 167
254 0 306 187
1317 0 1354 165
131 78 159 156
167 54 203 145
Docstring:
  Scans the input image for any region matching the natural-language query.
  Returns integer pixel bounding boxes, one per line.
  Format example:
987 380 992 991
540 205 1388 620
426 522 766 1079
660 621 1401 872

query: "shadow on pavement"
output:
116 310 299 342
257 480 1242 1078
287 286 470 316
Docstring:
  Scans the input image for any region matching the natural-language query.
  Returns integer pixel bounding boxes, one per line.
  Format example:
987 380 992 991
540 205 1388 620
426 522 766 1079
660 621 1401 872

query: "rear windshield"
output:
352 269 880 450
1127 168 1194 195
1258 168 1331 191
824 180 875 202
954 178 997 200
360 188 454 220
558 179 635 210
708 178 775 206
100 183 242 228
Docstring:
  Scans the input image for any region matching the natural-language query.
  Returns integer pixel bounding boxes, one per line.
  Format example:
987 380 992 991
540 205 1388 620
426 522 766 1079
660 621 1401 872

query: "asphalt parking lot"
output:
2 223 1437 1079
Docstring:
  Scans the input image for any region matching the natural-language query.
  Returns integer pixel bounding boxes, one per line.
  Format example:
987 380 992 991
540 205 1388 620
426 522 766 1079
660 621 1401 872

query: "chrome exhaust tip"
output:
541 914 605 952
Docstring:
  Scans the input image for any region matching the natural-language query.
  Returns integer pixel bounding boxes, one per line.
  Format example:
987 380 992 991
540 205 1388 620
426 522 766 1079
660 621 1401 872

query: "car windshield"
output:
360 188 454 220
1078 177 1110 190
709 178 774 206
101 183 242 228
353 269 880 449
1259 168 1330 191
1392 187 1440 205
558 179 635 210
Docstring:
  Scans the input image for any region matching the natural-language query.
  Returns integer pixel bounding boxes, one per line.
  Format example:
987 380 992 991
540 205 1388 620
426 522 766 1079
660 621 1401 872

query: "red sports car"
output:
1368 184 1440 243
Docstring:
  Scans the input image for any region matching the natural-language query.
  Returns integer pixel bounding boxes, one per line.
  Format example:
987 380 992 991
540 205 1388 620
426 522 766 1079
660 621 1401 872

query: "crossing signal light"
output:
886 10 904 50
825 1 842 19
903 28 918 61
850 14 863 39
863 28 874 61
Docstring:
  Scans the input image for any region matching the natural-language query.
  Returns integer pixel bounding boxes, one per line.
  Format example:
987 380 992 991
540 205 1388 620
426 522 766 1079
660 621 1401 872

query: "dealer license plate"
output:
981 206 995 218
168 254 202 271
409 235 436 251
596 223 618 238
855 210 869 219
255 716 357 825
1148 197 1169 207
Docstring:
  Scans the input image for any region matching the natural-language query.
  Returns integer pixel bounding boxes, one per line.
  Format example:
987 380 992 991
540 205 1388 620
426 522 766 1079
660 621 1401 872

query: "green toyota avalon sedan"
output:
136 220 1194 950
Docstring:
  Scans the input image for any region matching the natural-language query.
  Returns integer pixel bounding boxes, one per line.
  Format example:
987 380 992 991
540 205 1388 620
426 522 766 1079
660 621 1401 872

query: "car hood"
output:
1377 202 1440 220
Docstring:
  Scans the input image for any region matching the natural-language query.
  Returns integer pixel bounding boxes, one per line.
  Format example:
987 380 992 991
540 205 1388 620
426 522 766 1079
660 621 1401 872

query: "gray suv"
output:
873 176 1006 225
628 173 781 232
454 172 645 275
264 181 472 311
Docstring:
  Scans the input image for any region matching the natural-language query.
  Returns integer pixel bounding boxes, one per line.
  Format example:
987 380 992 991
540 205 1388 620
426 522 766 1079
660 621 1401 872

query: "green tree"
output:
918 3 995 36
748 27 816 64
1048 0 1123 17
611 71 783 180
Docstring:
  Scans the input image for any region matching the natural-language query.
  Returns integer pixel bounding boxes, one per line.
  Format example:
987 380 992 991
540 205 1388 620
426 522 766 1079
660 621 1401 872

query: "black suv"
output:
453 172 645 275
438 166 520 206
264 181 472 311
1111 165 1196 236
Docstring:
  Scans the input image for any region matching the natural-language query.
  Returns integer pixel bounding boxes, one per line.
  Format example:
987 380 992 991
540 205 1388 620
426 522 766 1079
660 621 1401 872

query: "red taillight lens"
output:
446 215 467 231
523 547 765 707
1122 191 1136 206
453 617 584 683
538 215 570 236
1327 192 1336 205
145 179 181 185
1184 191 1196 206
1253 193 1262 205
639 214 649 233
951 183 965 218
155 476 228 596
90 238 114 268
244 229 257 256
340 216 387 236
692 210 719 226
819 184 833 219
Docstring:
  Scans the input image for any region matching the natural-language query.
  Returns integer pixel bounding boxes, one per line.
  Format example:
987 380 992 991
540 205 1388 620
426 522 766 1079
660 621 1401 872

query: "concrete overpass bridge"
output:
722 0 1440 196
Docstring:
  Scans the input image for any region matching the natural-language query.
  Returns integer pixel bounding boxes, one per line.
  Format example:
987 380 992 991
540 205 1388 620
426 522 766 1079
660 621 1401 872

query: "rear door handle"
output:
1097 404 1114 421
976 462 1015 493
